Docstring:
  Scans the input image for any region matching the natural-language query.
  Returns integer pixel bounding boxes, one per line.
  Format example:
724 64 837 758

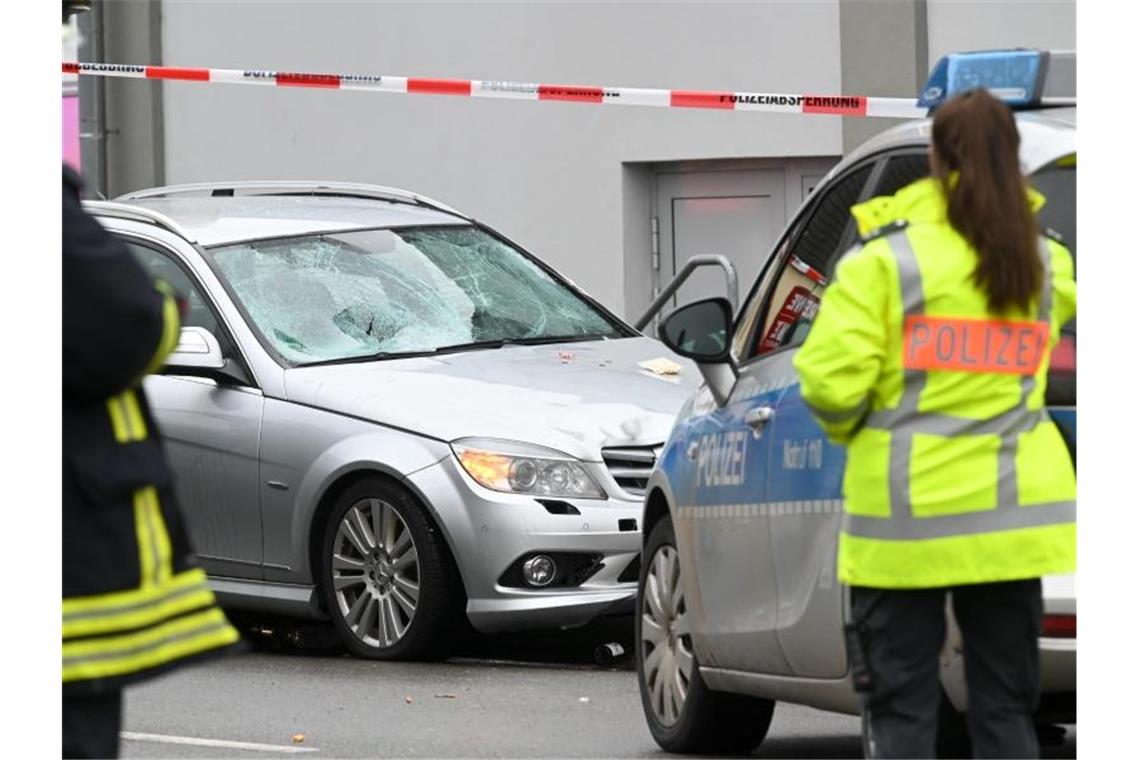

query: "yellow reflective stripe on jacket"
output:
142 281 181 377
62 607 239 683
134 485 174 586
63 487 184 638
63 568 215 638
106 390 148 443
134 486 159 586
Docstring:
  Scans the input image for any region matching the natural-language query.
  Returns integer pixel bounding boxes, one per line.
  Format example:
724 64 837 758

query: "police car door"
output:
681 356 785 674
763 155 925 678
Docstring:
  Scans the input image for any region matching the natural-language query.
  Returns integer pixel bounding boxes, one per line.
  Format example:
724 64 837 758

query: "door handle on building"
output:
745 406 774 437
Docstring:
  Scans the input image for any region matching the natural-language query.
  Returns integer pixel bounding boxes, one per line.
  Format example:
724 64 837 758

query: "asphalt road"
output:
119 617 1076 758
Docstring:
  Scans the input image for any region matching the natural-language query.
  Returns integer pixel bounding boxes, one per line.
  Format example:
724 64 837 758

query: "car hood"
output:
283 336 699 460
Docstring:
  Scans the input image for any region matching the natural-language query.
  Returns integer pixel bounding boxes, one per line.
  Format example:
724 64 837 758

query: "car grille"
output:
601 445 661 498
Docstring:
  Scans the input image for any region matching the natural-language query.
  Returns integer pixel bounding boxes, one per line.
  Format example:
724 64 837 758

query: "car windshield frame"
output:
200 223 637 368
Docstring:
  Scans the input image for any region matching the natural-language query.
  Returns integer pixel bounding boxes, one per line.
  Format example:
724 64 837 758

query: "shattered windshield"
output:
208 226 625 364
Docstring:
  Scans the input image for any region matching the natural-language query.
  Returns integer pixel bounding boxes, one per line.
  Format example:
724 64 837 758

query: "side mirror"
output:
163 327 247 385
658 297 738 406
167 327 225 371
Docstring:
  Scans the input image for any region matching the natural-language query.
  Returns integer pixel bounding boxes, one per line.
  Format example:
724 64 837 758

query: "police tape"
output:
62 62 927 119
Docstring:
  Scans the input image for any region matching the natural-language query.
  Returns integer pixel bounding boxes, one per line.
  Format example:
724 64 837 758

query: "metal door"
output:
145 376 265 578
655 170 786 309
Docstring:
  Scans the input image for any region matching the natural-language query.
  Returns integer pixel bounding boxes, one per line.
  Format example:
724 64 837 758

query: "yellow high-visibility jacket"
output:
793 177 1076 589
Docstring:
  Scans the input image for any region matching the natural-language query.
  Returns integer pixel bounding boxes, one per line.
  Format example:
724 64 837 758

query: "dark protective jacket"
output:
62 167 239 694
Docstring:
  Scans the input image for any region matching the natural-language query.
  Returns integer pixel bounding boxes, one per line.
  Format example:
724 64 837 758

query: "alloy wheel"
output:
640 543 693 726
331 497 421 648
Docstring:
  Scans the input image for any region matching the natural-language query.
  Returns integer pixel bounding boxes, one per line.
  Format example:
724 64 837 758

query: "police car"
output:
636 50 1076 754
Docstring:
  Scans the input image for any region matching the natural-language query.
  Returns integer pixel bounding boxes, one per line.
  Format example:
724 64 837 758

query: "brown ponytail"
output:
931 89 1042 315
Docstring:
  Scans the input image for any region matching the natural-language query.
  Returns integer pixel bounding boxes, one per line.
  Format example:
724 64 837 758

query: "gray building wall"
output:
103 0 1073 320
927 0 1076 67
157 0 846 319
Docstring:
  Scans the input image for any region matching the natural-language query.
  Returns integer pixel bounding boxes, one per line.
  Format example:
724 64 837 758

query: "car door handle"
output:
745 406 775 435
686 441 700 460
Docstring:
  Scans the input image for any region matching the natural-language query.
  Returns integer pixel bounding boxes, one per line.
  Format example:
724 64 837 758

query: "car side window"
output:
742 163 874 360
871 152 930 197
124 240 237 361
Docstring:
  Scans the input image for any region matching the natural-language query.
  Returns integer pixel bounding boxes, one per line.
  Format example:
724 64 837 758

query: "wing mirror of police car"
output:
163 326 245 385
658 297 738 407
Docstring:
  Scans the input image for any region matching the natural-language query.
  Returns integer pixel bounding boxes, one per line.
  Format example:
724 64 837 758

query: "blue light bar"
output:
918 50 1045 109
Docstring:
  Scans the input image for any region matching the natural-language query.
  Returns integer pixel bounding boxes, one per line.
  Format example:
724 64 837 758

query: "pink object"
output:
63 94 81 169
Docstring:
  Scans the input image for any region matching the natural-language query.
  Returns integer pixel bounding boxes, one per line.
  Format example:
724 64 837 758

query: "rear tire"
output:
636 517 775 754
318 477 463 660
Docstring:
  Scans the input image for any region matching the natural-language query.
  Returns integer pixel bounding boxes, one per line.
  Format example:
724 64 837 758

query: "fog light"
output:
522 555 556 587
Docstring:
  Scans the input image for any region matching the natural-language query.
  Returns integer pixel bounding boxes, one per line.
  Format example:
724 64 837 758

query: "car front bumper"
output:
405 455 641 634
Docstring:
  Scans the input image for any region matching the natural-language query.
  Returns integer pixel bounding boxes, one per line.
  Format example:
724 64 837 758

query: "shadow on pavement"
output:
227 610 638 670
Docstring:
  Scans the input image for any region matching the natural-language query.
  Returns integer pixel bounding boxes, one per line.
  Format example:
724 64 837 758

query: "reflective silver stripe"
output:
843 500 1074 541
864 407 1048 438
804 397 869 424
886 230 925 518
998 239 1055 510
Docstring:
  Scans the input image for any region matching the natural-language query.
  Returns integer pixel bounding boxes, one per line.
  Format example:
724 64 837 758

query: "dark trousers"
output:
850 579 1043 759
63 691 122 759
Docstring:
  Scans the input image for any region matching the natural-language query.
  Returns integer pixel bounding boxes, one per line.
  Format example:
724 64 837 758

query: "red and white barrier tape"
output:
62 62 927 119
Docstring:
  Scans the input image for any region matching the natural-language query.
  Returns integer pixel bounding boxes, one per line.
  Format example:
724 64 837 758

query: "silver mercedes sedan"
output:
88 182 698 660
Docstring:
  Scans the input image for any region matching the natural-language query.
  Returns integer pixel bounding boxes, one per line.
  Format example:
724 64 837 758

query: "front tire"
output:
636 517 775 754
318 477 462 660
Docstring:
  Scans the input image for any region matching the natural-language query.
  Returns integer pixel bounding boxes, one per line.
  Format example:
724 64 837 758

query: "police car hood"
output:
282 336 699 460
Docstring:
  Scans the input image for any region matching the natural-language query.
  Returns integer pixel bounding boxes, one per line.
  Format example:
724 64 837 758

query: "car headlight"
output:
451 437 605 499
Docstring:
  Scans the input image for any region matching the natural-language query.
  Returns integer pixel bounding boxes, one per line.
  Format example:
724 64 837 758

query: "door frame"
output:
645 157 838 324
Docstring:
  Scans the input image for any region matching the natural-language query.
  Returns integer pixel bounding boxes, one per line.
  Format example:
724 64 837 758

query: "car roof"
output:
836 106 1076 179
115 195 468 247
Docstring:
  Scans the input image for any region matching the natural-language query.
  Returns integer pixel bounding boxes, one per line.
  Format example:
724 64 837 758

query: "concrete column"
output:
839 0 928 153
94 0 166 197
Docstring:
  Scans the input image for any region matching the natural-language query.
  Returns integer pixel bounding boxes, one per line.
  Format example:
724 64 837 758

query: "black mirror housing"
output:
658 297 734 364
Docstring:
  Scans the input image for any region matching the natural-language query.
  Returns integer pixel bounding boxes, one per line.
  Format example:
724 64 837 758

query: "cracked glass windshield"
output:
209 226 623 364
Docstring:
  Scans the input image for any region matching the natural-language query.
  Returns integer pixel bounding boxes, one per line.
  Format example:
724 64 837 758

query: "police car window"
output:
125 241 223 346
1030 156 1076 408
746 164 873 359
873 153 930 197
1030 157 1076 263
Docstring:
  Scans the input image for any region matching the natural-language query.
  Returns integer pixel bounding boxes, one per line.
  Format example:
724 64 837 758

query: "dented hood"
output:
283 336 699 461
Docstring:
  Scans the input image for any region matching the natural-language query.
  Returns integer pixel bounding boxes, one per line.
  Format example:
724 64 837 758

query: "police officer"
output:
794 88 1075 759
63 6 239 751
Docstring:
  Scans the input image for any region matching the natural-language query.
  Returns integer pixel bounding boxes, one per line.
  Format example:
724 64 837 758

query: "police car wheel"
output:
319 477 462 661
636 518 775 753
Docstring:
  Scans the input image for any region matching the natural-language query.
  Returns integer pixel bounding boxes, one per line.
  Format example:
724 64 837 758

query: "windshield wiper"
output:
294 334 617 367
295 349 434 368
427 334 614 354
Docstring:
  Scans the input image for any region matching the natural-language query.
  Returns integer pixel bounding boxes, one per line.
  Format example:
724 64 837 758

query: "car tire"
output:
636 517 775 754
318 476 463 661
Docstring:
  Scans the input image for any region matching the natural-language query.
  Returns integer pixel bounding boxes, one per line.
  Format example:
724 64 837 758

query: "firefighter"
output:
793 88 1076 759
63 6 240 749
